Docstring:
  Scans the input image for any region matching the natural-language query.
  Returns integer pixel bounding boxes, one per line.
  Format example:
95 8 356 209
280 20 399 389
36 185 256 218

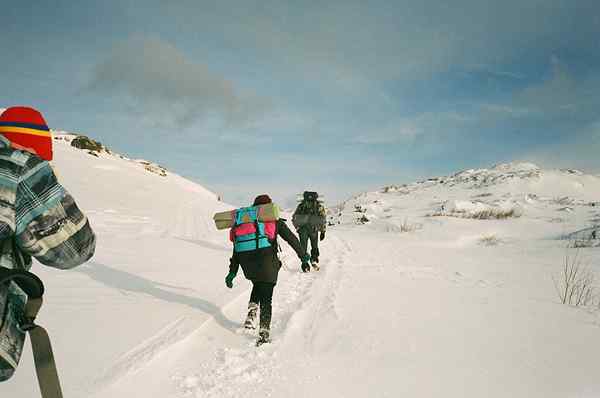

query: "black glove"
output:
320 231 325 241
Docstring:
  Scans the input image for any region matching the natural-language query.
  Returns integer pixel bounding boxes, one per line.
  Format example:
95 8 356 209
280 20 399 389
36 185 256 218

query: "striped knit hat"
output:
0 106 53 161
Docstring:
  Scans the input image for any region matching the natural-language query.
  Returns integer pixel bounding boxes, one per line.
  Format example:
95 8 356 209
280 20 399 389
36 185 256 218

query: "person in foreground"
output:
225 194 309 346
0 106 96 396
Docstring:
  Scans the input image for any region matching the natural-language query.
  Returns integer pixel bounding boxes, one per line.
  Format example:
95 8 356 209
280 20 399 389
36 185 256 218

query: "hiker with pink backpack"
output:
214 194 309 346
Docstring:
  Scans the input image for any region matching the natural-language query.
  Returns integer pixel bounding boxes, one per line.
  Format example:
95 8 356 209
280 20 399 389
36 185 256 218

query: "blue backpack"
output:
231 206 276 253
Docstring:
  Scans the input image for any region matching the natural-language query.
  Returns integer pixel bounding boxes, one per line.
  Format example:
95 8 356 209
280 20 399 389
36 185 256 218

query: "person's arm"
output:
229 252 240 275
225 251 239 288
291 203 303 230
14 157 96 269
318 204 327 234
277 219 306 259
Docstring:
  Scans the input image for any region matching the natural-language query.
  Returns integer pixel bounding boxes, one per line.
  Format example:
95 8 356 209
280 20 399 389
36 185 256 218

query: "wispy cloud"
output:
87 36 269 128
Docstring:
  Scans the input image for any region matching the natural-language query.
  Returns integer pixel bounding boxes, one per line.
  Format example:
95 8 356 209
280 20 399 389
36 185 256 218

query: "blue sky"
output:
1 0 599 206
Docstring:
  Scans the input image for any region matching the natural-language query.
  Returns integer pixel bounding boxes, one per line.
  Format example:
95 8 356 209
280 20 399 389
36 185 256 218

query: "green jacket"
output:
292 200 326 233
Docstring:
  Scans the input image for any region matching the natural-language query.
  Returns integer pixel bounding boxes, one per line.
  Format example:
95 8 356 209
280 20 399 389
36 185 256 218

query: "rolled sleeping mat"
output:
296 195 325 203
214 202 280 230
292 213 326 228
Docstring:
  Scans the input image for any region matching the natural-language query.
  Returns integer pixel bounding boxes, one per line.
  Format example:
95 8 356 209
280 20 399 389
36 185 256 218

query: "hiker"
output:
224 194 309 346
292 191 327 270
0 107 96 394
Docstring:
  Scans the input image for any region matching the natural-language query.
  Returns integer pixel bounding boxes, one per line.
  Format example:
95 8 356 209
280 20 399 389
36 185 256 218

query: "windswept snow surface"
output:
4 152 600 398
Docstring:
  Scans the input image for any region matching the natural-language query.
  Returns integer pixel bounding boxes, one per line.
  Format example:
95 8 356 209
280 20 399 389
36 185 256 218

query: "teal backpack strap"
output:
0 268 63 398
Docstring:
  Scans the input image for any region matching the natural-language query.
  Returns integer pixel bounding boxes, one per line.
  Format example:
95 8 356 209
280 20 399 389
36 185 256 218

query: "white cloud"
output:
88 36 269 128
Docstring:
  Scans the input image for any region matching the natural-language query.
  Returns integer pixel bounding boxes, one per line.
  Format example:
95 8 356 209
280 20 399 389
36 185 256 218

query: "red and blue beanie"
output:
0 106 53 161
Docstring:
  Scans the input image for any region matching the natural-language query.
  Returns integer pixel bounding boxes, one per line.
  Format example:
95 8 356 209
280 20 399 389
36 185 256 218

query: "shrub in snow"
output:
71 135 104 153
354 204 366 213
553 248 597 307
400 218 422 233
478 234 501 246
139 161 168 177
431 200 523 220
356 214 369 224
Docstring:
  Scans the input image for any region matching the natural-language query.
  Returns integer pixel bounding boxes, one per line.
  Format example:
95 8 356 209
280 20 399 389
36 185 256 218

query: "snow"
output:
3 137 600 398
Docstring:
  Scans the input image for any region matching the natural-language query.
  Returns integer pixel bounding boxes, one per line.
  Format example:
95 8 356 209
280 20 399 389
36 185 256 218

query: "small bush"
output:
470 208 519 220
356 215 369 224
478 234 501 246
553 248 596 307
400 218 422 233
71 135 104 152
428 208 521 220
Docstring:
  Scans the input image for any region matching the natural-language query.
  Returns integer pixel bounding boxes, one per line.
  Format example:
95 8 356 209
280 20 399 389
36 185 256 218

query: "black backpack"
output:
0 245 64 398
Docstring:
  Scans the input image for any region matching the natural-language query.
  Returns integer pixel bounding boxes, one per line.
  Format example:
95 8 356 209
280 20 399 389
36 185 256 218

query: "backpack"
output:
292 197 326 230
229 206 277 253
0 243 64 398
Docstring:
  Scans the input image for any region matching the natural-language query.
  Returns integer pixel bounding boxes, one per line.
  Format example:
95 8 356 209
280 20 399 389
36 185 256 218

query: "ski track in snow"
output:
171 236 351 398
92 316 191 390
90 284 254 394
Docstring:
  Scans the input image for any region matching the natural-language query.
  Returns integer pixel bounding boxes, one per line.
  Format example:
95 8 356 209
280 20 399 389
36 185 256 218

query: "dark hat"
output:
253 194 272 206
0 106 53 160
303 191 318 201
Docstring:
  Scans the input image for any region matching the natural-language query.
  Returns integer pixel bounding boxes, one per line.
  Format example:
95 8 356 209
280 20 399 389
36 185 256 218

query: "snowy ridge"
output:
333 161 600 228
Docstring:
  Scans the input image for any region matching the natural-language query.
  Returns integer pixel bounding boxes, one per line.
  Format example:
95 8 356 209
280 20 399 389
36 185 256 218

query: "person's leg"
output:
244 282 259 329
309 230 320 263
256 282 275 345
257 282 275 331
249 282 260 304
299 228 309 256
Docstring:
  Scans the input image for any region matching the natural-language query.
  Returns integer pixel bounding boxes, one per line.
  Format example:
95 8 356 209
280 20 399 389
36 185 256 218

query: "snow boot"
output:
244 302 259 329
256 328 271 347
311 260 320 271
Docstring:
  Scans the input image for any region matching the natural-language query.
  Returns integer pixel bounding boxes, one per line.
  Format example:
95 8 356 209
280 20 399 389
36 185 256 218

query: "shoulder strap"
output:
0 267 63 398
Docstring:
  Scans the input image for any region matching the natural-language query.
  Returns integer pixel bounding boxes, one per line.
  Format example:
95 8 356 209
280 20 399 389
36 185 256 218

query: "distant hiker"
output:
0 107 96 397
592 230 597 240
292 191 327 271
223 194 309 346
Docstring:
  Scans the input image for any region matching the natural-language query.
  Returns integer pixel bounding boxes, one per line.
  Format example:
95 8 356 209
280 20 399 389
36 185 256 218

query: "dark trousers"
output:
299 229 319 262
249 282 275 330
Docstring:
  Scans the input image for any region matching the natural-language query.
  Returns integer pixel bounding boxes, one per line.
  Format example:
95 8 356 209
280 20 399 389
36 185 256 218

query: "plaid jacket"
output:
0 135 96 270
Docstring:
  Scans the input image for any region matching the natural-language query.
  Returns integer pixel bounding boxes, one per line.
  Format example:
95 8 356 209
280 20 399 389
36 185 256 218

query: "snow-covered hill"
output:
3 131 600 398
335 162 598 232
3 131 237 397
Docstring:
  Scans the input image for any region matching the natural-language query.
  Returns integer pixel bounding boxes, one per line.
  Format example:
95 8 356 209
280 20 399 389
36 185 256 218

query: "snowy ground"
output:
3 139 600 398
